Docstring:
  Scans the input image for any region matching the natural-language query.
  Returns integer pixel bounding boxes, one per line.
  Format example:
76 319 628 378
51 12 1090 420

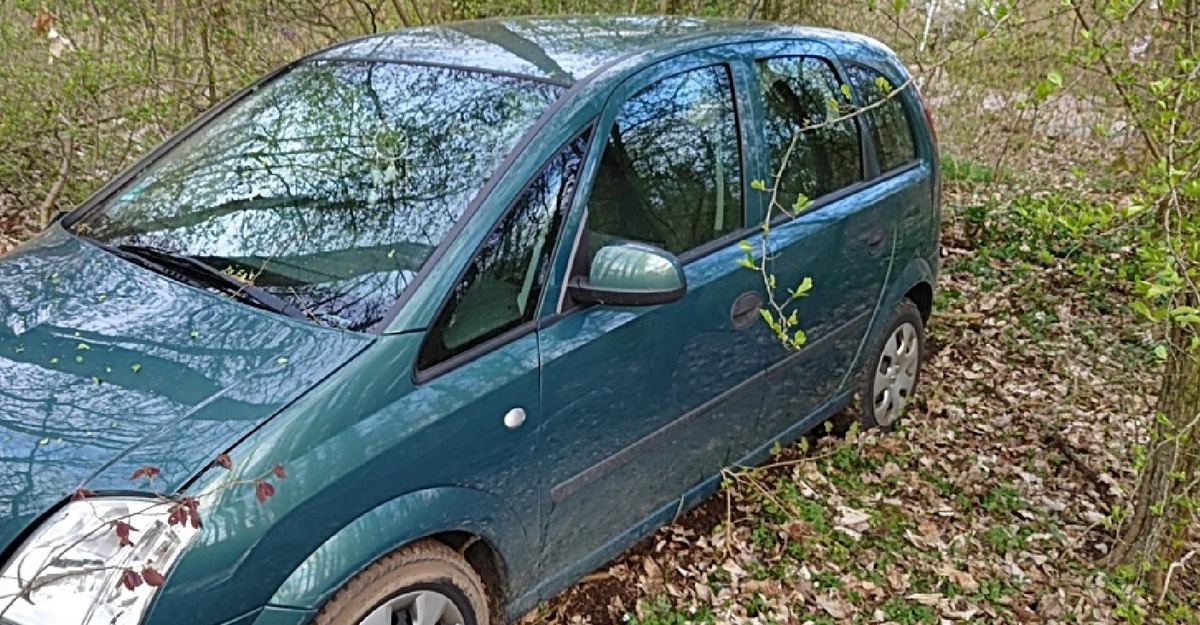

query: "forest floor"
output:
524 184 1199 624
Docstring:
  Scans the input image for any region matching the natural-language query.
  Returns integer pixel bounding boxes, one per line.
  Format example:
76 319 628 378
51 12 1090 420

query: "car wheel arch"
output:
864 256 935 349
266 486 525 617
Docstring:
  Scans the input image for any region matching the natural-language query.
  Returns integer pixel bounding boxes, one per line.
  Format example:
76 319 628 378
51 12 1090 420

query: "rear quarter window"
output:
846 64 918 173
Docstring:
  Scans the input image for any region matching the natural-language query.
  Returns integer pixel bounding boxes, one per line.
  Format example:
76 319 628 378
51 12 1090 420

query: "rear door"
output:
534 51 777 575
743 43 900 441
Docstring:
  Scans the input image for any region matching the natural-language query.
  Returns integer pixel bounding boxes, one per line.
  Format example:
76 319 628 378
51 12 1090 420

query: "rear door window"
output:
845 64 918 173
756 56 863 211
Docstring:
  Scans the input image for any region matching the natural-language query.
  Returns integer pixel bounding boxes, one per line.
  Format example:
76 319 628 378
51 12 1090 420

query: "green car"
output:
0 15 938 625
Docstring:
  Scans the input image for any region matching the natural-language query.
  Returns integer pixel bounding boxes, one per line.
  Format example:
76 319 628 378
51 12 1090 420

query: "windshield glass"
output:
68 61 562 331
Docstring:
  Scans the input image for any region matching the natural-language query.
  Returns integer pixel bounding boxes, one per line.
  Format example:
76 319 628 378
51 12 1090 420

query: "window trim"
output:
413 126 595 384
767 159 921 228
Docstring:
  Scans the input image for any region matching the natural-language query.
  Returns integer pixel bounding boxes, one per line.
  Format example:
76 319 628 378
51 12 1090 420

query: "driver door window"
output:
586 64 743 258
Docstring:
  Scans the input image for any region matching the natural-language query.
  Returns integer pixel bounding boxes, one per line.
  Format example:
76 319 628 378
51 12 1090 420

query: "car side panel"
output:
145 333 543 625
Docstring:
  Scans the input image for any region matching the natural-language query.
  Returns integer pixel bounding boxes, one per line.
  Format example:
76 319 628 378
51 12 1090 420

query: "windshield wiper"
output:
95 242 311 321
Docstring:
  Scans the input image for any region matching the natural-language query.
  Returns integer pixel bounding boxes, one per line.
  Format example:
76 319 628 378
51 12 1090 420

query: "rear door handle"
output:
862 227 887 248
730 291 763 329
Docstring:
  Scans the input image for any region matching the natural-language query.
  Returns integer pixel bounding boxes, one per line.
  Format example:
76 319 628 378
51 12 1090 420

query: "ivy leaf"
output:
272 464 287 480
214 453 233 470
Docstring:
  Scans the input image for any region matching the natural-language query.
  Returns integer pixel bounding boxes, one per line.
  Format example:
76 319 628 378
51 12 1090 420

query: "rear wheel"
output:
315 540 490 625
856 299 925 430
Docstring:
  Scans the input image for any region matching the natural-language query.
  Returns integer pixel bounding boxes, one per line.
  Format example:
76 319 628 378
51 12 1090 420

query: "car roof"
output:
313 15 897 86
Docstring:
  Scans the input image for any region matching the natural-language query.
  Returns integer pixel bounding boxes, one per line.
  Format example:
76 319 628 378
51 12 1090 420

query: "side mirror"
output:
568 241 687 307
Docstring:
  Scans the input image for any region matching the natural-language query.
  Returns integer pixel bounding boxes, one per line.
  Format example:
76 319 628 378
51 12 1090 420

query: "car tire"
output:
856 298 925 431
314 539 491 625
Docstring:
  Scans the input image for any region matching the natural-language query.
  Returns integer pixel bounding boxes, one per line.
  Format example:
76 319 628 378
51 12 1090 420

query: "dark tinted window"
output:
71 61 561 331
586 64 743 257
846 64 918 172
757 57 862 210
419 133 590 368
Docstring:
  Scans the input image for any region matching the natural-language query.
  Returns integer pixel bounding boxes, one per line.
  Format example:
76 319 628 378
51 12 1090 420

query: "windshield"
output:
68 61 562 331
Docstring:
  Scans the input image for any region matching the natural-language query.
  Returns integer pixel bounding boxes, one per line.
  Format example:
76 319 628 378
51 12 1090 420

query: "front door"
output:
535 55 777 575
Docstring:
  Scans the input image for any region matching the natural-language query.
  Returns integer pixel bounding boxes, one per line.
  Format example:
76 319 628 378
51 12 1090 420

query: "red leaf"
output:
32 8 54 36
142 565 165 587
166 503 186 527
166 497 202 529
129 466 161 481
185 497 201 529
214 453 233 470
254 479 275 504
272 463 286 480
71 487 94 501
119 569 142 591
113 520 136 547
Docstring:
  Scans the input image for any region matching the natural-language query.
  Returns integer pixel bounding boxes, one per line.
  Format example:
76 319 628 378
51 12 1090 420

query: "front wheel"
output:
857 299 925 430
315 540 490 625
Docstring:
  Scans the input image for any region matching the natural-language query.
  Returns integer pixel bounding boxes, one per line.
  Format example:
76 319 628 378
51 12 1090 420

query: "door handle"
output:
862 227 887 249
730 291 764 329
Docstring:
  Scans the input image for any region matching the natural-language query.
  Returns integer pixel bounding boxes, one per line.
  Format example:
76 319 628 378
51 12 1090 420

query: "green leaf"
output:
793 194 811 212
750 179 767 191
737 240 754 251
1154 344 1168 360
1130 299 1153 320
839 83 852 99
131 363 141 373
276 357 289 366
737 257 757 270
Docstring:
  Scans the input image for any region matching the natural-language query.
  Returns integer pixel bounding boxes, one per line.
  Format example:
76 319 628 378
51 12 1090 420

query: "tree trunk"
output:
1113 317 1200 598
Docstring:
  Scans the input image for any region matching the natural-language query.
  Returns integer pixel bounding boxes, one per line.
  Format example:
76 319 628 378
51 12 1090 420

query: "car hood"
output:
0 226 372 550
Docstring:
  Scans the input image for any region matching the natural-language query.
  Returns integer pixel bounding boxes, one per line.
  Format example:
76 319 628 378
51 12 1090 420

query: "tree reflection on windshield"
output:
70 62 562 331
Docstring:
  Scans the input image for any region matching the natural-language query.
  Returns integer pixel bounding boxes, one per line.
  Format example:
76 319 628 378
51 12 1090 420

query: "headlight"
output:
0 497 199 625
